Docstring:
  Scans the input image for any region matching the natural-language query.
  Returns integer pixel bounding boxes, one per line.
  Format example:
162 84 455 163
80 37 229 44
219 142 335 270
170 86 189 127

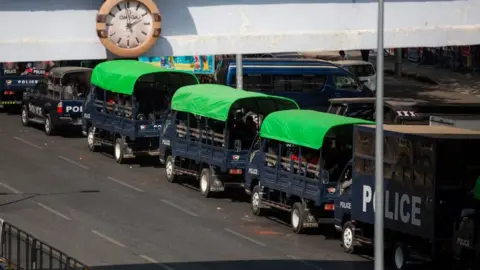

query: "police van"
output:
334 124 480 270
21 67 92 135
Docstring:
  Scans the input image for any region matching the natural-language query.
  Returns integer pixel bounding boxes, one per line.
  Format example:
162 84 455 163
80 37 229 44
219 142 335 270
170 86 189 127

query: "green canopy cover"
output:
90 60 196 95
260 110 374 149
171 84 299 121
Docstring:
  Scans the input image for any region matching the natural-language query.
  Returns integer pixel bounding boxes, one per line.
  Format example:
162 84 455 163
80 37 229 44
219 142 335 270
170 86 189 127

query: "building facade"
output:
0 0 479 62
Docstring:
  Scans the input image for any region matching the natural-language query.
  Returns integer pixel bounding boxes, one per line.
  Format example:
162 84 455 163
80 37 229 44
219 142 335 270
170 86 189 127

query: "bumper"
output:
0 100 22 106
56 117 83 127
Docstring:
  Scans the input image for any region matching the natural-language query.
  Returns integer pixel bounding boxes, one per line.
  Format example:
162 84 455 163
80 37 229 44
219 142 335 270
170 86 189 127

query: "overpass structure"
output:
0 0 479 62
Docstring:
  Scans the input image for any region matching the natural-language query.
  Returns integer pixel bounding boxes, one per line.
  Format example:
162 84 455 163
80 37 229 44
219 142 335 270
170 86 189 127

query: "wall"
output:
0 0 479 61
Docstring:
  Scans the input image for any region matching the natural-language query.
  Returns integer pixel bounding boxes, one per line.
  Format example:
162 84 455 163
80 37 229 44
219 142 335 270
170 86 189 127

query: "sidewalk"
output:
302 51 480 97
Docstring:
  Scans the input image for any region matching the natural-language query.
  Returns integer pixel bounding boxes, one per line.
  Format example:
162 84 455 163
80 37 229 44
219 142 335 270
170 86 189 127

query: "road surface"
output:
0 112 373 270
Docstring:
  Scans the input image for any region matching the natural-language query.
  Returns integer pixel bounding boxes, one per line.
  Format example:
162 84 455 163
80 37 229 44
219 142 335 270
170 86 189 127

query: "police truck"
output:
0 62 49 112
334 124 480 270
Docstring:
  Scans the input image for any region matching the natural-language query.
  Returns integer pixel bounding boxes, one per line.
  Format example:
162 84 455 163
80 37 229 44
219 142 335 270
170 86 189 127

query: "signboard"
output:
138 55 215 75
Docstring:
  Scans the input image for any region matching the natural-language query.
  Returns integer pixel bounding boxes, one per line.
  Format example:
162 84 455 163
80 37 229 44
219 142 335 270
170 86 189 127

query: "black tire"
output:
199 168 212 198
21 105 30 126
391 241 409 270
341 221 356 254
44 114 55 136
251 185 264 216
165 155 177 183
291 202 306 234
87 127 98 152
114 138 125 164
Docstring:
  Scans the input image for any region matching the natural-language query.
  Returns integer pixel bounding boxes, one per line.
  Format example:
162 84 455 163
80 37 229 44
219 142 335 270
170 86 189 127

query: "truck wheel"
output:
341 222 356 254
44 114 55 136
87 127 98 152
291 202 306 234
165 156 177 183
251 185 264 216
114 138 125 164
200 168 212 198
21 106 30 126
392 241 408 270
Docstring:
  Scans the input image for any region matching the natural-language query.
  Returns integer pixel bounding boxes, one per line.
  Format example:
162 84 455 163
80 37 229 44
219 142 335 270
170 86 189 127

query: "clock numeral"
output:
117 38 122 44
96 30 108 38
141 31 148 35
153 28 162 38
109 12 115 17
142 12 148 17
106 23 113 26
116 4 122 11
96 14 108 23
144 22 151 25
109 32 116 37
135 37 140 44
135 3 141 10
127 39 130 48
126 1 130 8
153 13 162 22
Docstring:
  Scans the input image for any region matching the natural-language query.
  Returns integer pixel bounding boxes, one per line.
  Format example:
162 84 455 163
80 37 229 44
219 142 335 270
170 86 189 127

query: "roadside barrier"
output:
0 219 90 270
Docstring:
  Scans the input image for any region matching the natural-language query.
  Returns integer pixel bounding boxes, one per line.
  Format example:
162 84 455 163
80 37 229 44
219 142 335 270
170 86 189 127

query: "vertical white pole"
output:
374 0 385 269
236 54 243 89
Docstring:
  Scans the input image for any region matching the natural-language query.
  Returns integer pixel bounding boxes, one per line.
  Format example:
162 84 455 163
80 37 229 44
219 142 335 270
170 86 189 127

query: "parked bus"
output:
215 58 373 111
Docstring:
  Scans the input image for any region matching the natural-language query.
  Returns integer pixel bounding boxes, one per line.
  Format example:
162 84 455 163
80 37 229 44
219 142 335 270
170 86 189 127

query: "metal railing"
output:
0 220 90 270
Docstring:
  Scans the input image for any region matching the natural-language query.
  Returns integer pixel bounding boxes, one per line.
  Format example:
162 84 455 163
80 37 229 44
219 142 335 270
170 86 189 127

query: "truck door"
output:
335 163 353 227
28 82 48 118
329 75 365 100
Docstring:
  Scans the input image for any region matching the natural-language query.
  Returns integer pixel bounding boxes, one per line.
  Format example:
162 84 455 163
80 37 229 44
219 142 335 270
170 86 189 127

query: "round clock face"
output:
96 0 162 57
106 1 152 49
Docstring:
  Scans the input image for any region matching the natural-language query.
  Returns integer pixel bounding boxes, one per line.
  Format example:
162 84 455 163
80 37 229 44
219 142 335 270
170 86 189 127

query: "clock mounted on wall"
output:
96 0 162 57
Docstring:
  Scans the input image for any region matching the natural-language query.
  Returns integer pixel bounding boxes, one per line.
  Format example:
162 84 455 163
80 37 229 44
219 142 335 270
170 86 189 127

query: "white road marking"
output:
286 255 324 270
37 203 72 221
107 177 144 192
0 181 21 194
57 156 89 170
91 230 127 248
161 199 199 217
13 136 43 150
139 255 175 270
224 228 266 247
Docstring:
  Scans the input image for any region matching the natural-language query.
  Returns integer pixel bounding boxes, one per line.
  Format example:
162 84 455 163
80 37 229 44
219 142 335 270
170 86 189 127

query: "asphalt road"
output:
0 112 373 270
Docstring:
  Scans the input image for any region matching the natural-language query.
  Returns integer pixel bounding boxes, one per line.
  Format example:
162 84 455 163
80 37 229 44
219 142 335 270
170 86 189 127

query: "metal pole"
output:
235 54 243 89
374 0 385 268
394 48 402 76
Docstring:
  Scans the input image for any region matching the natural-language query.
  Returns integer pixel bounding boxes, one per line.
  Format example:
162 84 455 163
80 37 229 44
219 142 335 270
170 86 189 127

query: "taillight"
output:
229 169 243 175
57 102 63 114
324 204 335 211
3 90 14 95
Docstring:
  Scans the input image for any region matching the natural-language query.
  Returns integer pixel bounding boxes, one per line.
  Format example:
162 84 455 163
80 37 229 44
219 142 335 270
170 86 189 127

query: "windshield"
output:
348 64 375 77
233 74 327 93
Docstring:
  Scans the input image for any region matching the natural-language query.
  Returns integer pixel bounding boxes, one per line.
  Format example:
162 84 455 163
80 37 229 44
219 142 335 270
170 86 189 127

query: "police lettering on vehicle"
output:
339 201 351 209
362 185 422 226
65 106 82 113
16 80 38 85
28 103 42 115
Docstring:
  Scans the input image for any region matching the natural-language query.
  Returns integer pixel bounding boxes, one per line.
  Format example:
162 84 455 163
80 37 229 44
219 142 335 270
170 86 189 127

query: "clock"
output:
96 0 162 57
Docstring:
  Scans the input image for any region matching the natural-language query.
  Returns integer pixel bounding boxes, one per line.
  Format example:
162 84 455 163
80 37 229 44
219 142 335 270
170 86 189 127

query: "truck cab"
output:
21 67 92 136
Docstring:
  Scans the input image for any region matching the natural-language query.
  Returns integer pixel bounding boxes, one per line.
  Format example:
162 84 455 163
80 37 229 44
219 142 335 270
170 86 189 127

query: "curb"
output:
384 68 438 85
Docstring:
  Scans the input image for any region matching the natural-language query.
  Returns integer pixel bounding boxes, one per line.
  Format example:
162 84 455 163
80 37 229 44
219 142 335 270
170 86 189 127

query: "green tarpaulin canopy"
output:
90 60 197 95
171 84 299 121
260 110 374 149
